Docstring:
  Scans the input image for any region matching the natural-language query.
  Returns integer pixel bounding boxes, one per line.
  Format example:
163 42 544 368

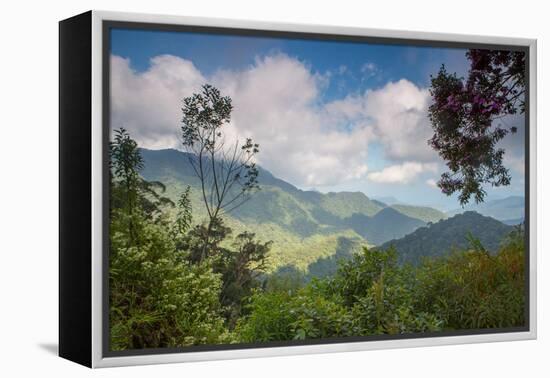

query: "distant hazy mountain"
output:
344 208 425 245
139 148 450 270
447 196 525 222
390 204 447 223
378 211 514 265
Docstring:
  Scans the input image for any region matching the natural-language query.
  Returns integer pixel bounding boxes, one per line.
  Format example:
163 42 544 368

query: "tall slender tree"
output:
180 84 260 259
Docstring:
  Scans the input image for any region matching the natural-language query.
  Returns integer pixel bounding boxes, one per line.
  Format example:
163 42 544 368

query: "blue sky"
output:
111 28 470 97
110 28 525 211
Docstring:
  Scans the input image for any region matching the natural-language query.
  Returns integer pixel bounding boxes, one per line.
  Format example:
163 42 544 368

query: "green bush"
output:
236 285 353 342
413 228 525 329
330 247 443 335
110 213 227 350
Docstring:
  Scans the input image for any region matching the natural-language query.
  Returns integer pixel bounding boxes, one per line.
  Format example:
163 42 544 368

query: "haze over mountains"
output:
139 148 520 272
447 196 525 225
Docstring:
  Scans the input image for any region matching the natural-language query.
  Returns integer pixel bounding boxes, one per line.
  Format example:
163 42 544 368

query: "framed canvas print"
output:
59 10 537 368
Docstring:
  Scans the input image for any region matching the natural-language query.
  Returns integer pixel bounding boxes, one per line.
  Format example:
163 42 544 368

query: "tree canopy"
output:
428 49 525 205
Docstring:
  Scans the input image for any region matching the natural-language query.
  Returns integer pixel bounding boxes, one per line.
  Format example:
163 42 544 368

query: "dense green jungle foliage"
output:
109 129 525 351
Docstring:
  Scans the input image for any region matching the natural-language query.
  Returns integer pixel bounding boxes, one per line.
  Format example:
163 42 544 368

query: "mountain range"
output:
139 148 515 271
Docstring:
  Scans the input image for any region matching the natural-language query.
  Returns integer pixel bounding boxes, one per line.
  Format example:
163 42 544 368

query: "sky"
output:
109 28 526 211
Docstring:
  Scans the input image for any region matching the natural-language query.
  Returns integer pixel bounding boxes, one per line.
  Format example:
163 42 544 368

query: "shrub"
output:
236 285 354 342
414 228 525 329
110 215 227 350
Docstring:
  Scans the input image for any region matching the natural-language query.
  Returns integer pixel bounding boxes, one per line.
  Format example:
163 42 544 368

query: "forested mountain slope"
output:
378 211 514 265
139 148 451 270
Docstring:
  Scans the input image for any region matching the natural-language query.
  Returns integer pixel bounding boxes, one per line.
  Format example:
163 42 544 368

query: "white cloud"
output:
111 53 372 187
111 53 444 188
426 178 438 188
111 55 205 149
325 79 437 162
365 80 435 161
367 162 437 184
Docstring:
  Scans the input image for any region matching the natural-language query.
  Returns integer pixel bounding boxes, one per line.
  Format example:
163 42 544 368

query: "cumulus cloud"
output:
325 79 437 162
212 54 372 187
111 53 372 187
111 55 206 149
367 162 437 184
111 52 446 188
366 80 436 161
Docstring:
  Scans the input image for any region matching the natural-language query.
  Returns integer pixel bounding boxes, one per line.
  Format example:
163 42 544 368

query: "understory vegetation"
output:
109 127 525 351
